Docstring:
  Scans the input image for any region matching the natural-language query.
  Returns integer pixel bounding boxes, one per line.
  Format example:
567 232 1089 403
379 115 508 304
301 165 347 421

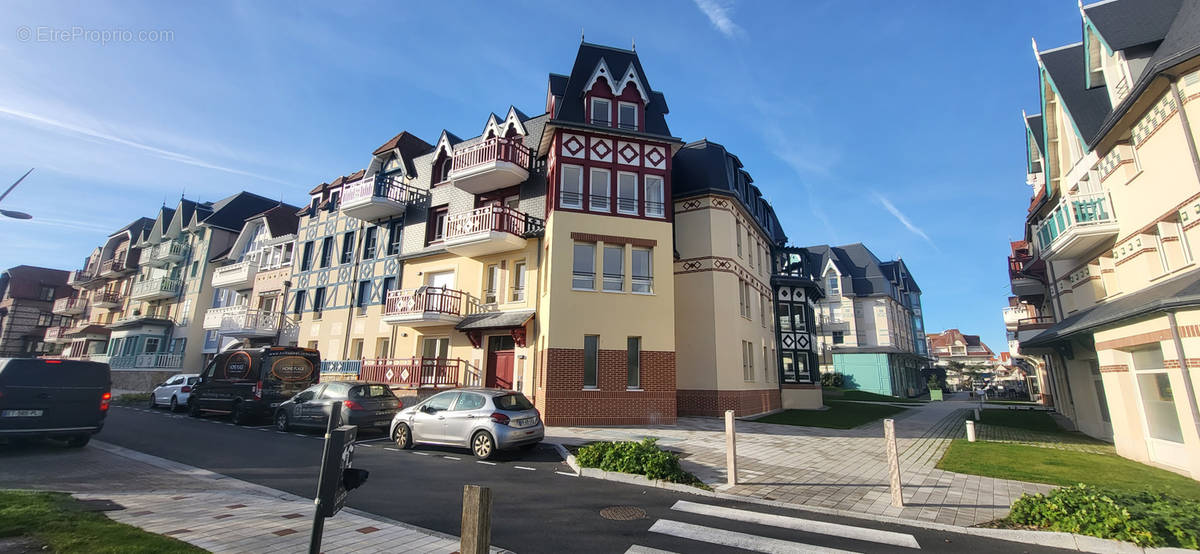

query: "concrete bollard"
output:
725 410 737 486
460 485 491 554
884 419 903 507
974 407 981 421
966 420 977 442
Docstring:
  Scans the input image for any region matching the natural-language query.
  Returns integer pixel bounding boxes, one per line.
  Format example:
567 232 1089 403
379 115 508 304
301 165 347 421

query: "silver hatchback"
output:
390 388 543 460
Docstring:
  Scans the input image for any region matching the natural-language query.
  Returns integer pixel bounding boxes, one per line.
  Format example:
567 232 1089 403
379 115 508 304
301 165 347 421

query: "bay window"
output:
645 175 664 218
589 168 610 212
561 165 584 209
617 172 638 214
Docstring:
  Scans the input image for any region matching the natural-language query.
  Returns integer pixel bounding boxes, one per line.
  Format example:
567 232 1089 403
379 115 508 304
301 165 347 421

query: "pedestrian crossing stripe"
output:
649 519 861 554
670 500 921 549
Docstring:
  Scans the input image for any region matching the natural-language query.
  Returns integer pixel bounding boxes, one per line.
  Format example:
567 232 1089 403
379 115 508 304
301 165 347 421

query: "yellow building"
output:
1010 0 1200 479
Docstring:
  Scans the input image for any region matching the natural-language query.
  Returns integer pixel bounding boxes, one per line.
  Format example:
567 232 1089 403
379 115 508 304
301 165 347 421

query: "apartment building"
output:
1008 0 1200 479
0 266 71 357
808 243 930 398
927 329 995 367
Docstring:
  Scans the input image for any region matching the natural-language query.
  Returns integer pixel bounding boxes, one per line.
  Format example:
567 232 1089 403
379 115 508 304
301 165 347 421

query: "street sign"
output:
316 424 357 517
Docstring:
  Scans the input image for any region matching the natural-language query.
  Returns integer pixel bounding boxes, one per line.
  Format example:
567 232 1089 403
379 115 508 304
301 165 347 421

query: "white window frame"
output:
617 101 638 129
560 164 584 209
512 261 527 301
616 172 639 215
631 248 653 294
589 168 610 212
603 245 624 292
644 175 665 218
590 97 612 125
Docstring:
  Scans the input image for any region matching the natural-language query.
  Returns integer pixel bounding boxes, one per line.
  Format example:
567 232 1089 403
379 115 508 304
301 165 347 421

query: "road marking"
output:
476 461 496 466
412 452 430 456
625 546 678 554
360 444 373 448
670 500 920 549
555 471 578 477
384 448 399 452
293 434 306 438
258 429 270 432
443 456 462 461
648 519 860 554
355 437 390 444
514 466 535 471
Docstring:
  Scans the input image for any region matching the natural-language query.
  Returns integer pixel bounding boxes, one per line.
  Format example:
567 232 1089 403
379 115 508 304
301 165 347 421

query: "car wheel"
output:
275 411 290 432
471 431 495 460
230 402 249 425
148 393 157 408
65 434 90 448
169 396 179 412
393 423 412 449
188 399 201 418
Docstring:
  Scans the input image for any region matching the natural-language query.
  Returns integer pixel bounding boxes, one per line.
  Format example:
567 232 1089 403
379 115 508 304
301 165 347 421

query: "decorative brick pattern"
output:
540 347 675 425
1132 92 1179 146
1099 364 1129 373
568 232 657 248
676 388 781 417
1164 358 1200 368
1095 329 1172 351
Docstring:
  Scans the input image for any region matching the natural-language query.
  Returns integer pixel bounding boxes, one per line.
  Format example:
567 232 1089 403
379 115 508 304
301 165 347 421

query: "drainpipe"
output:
1166 76 1200 184
531 235 544 396
1045 261 1066 322
389 259 403 359
1166 311 1200 441
341 220 367 360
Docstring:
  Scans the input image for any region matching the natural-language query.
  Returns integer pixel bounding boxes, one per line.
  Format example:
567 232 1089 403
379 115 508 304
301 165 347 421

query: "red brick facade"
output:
676 388 781 417
536 347 676 426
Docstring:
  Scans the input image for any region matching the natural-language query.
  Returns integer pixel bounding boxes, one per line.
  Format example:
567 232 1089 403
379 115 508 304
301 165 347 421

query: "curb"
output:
543 440 1169 554
90 440 514 554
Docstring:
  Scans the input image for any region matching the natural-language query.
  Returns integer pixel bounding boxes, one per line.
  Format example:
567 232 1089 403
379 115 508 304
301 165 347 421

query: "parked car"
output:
390 388 542 460
149 373 198 411
0 358 111 447
188 346 321 425
273 381 401 432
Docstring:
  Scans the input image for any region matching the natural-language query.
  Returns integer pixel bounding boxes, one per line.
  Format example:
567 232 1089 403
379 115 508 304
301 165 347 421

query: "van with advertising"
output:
188 346 320 425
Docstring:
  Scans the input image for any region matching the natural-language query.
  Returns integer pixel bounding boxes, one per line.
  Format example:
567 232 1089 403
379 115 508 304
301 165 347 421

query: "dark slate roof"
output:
455 310 535 331
804 243 900 297
1040 44 1113 142
549 42 672 138
672 139 788 244
1025 267 1200 347
201 191 284 232
1085 0 1182 50
548 73 568 97
1025 114 1044 155
0 265 71 301
372 132 435 176
113 217 155 238
108 317 174 330
251 204 301 237
173 199 203 230
510 106 531 122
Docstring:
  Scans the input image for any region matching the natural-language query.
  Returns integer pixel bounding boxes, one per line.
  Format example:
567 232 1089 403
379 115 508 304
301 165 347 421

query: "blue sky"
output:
0 1 1087 353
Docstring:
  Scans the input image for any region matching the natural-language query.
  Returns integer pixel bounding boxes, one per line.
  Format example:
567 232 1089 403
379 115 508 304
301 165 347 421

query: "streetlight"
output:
0 168 34 220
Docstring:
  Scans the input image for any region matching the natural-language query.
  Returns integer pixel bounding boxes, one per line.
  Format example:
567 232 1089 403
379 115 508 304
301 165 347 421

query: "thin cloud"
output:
693 0 743 38
0 106 291 186
874 192 939 250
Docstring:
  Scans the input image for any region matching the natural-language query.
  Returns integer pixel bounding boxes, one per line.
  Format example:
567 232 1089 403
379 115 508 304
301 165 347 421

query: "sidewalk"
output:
546 398 1055 527
0 440 462 553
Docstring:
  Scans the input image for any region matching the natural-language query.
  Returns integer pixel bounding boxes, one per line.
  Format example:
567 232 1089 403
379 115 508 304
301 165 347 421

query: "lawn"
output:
754 400 907 429
0 490 205 553
824 389 925 403
979 409 1067 434
984 400 1040 406
936 441 1200 500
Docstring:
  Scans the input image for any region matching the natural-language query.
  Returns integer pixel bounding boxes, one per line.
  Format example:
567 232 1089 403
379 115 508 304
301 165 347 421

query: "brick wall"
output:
539 347 676 425
676 388 781 417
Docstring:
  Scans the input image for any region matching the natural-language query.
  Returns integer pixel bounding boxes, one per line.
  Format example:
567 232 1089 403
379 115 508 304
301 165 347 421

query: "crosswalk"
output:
628 500 922 553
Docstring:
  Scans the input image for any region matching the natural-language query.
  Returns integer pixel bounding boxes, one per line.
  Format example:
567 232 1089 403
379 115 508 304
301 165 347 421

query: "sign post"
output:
308 401 369 554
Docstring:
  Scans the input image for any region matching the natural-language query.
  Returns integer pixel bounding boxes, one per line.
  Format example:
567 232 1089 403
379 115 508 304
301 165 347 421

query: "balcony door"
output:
476 186 520 210
420 337 450 384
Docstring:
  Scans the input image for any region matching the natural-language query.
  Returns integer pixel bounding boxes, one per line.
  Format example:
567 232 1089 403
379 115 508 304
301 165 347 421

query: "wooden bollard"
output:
725 410 737 486
460 485 491 554
884 419 903 507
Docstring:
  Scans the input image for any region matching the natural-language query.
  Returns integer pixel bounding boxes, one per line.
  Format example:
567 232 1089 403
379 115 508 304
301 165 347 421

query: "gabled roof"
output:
200 191 285 232
1024 113 1044 156
927 329 994 356
1039 43 1113 142
371 131 435 176
251 204 301 237
549 42 673 138
1085 0 1181 51
804 243 906 297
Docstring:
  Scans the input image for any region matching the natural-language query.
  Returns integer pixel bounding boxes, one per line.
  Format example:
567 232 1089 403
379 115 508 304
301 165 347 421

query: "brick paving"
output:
547 395 1059 527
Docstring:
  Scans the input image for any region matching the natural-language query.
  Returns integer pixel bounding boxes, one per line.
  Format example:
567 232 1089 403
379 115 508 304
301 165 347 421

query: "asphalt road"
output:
97 406 1073 554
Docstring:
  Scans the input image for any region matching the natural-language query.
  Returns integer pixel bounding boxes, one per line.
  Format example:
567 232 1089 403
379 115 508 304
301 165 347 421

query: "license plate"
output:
1 410 43 417
514 417 535 428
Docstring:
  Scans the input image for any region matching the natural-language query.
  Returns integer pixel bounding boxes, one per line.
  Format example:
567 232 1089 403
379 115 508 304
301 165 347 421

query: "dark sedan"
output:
272 381 401 432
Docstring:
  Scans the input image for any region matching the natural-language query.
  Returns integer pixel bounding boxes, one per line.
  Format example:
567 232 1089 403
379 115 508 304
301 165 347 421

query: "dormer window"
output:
433 153 452 184
382 154 403 175
590 97 611 126
618 102 637 130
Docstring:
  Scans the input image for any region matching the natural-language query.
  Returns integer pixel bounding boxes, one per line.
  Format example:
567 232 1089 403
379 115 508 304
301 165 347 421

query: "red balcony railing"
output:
43 326 71 342
92 289 124 306
1017 316 1055 330
444 205 542 241
384 287 469 317
100 255 127 275
451 137 531 174
359 357 461 388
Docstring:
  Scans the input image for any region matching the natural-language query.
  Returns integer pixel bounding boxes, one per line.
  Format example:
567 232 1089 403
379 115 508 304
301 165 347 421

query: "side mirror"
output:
420 405 433 414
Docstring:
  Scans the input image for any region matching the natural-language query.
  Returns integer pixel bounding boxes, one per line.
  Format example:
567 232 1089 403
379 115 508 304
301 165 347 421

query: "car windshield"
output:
351 385 395 399
493 393 533 411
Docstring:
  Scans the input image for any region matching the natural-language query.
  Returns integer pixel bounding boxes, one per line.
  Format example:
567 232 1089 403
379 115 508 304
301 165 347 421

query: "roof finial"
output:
632 37 636 51
581 28 585 44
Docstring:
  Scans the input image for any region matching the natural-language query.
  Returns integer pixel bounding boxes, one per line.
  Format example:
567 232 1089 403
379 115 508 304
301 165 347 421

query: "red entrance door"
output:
485 335 516 389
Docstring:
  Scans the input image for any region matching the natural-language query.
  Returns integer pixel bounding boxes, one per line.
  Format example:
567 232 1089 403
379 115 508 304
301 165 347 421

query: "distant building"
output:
0 266 71 357
927 329 995 367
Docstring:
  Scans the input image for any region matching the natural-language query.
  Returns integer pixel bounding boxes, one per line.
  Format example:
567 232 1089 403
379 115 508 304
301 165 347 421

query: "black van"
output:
0 358 111 447
188 346 321 425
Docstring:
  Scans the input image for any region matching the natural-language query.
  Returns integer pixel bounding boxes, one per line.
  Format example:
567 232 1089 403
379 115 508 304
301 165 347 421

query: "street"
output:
78 406 1073 553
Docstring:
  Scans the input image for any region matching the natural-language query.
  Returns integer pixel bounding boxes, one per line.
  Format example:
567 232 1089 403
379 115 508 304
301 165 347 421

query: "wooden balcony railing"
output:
451 137 531 174
384 287 470 317
342 174 427 206
1017 316 1056 330
360 357 468 388
92 289 124 306
100 255 127 275
444 205 543 241
52 297 87 314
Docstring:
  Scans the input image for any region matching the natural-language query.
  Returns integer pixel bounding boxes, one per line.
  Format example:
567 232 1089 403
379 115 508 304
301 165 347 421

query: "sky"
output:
0 1 1090 354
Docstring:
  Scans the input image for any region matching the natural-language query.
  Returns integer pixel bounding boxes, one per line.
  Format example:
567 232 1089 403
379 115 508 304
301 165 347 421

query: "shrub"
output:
820 373 844 388
1006 484 1200 548
575 438 702 486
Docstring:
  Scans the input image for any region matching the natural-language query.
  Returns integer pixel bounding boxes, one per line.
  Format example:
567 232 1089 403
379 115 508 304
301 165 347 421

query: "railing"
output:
444 205 543 241
1033 192 1116 254
100 255 127 275
131 277 183 299
342 173 426 206
212 259 258 286
93 289 124 306
320 359 363 379
1003 306 1033 326
52 297 86 313
68 268 98 286
152 240 189 262
1017 316 1056 330
108 353 183 369
360 357 461 388
1008 255 1032 280
43 326 71 342
451 137 531 174
204 306 290 336
384 287 470 317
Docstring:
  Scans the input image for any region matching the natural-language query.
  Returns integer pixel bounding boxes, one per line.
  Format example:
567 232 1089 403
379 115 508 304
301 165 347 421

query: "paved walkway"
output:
547 397 1056 527
0 440 463 553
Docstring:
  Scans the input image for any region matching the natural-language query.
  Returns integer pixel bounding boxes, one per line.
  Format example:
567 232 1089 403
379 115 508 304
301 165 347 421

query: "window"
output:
1132 346 1184 443
281 243 293 266
387 221 402 256
589 168 610 212
1156 232 1170 273
644 176 664 218
764 345 769 382
485 265 499 304
832 331 845 344
363 227 378 259
36 312 52 326
329 190 341 209
301 241 314 271
778 304 792 332
583 335 599 388
736 225 743 257
144 337 160 354
340 232 355 264
632 248 652 293
603 245 624 292
191 261 200 278
427 206 448 244
627 337 641 388
560 165 584 209
781 353 797 382
512 262 526 301
38 286 54 301
350 339 364 360
380 277 396 305
590 97 611 125
293 290 306 316
319 237 333 268
618 102 637 129
312 287 326 319
453 392 487 411
794 306 807 332
617 172 638 214
376 337 391 358
573 243 595 290
827 275 840 295
761 295 768 327
742 340 755 381
356 280 371 314
749 241 756 269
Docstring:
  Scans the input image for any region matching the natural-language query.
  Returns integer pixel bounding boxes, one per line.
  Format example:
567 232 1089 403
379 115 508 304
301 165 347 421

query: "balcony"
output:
1008 255 1045 298
52 297 87 316
99 256 133 278
382 287 473 327
443 206 542 257
108 353 183 369
148 241 189 267
818 316 850 331
130 277 183 301
211 259 259 290
1003 306 1033 330
359 357 482 389
1016 316 1056 343
68 268 103 289
448 137 531 195
1033 192 1119 260
92 290 124 309
43 326 71 344
202 306 288 338
340 173 427 221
